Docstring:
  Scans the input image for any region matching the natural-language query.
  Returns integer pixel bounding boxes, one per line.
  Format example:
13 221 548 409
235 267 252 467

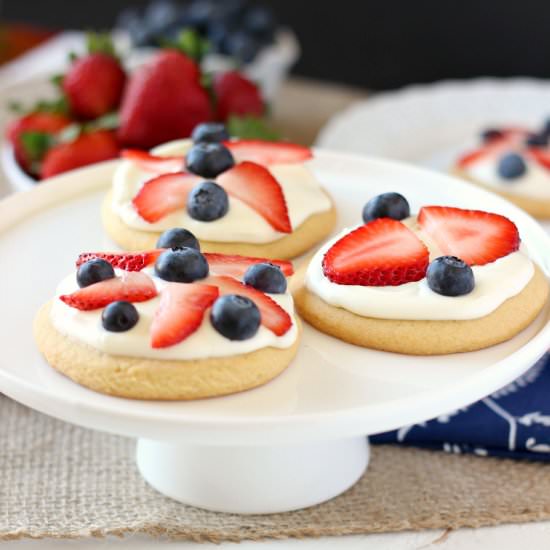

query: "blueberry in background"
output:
427 256 475 297
187 181 229 221
210 294 261 340
525 133 548 147
243 263 287 294
243 5 277 44
497 152 527 180
77 259 115 288
186 142 235 178
102 301 140 332
155 248 209 282
191 122 230 144
224 30 261 63
362 192 410 223
156 228 200 250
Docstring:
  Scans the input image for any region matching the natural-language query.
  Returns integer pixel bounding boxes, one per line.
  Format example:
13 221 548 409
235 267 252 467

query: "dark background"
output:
3 0 550 90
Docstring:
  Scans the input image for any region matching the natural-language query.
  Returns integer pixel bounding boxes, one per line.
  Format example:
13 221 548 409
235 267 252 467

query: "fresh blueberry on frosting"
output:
243 263 287 294
362 192 410 223
156 228 200 250
154 248 209 282
210 294 261 340
191 122 230 144
102 301 139 332
77 258 115 288
185 142 235 178
187 180 229 221
426 256 475 297
497 152 527 180
525 133 548 148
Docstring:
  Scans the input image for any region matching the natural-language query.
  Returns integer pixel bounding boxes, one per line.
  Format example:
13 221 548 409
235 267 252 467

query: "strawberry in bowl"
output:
3 31 278 192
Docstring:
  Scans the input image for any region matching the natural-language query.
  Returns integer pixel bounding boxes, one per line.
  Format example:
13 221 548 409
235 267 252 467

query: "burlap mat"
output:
1 396 550 543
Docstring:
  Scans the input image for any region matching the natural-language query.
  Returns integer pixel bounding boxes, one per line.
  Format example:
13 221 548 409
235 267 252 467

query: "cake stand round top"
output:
0 152 549 446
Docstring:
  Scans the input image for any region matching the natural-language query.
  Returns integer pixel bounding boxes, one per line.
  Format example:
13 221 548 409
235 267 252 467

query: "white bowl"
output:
1 142 37 192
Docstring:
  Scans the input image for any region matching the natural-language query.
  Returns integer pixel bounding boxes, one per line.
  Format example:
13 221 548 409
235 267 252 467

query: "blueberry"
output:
210 294 261 340
191 122 230 144
156 228 200 250
243 6 276 43
525 133 548 147
145 0 179 33
243 263 287 294
480 128 504 142
155 248 208 282
77 259 115 288
102 301 139 332
362 192 410 223
186 142 235 178
185 0 218 33
187 181 229 222
224 30 261 63
427 256 474 297
497 152 527 180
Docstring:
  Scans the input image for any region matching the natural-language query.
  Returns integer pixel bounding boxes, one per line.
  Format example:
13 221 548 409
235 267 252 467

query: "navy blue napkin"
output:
371 353 550 460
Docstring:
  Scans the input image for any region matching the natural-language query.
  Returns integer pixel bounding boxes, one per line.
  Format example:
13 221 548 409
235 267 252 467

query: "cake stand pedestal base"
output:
136 436 369 514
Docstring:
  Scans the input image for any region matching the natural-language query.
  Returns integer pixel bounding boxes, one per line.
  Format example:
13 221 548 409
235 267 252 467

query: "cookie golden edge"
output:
452 166 550 220
291 263 549 356
101 189 337 260
33 302 301 400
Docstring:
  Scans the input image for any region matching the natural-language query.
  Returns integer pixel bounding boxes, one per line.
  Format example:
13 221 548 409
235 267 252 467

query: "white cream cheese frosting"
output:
306 225 534 321
50 268 298 360
111 139 332 243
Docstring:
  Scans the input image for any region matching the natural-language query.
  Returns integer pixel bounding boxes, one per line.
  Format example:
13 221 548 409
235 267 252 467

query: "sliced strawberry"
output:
151 282 219 348
217 161 291 233
527 147 550 170
132 172 199 223
121 149 184 173
76 250 163 271
225 139 312 165
418 206 520 266
60 272 157 311
322 219 429 286
204 253 293 277
211 275 292 336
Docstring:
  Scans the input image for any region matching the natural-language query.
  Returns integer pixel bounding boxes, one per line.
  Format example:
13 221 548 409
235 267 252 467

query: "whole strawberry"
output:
63 35 126 120
214 71 264 122
6 111 72 175
40 129 120 179
117 50 212 149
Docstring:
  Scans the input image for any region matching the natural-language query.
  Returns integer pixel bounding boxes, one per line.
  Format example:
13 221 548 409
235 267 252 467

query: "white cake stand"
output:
1 152 549 514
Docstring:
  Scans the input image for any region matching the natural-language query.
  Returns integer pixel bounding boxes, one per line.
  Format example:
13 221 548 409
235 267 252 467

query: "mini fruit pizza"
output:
102 123 336 259
452 121 550 219
34 228 300 399
293 192 549 355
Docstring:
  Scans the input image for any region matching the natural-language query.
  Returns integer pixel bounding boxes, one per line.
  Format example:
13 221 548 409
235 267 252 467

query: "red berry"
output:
76 250 163 271
217 161 291 233
132 172 199 223
322 219 429 286
225 139 312 165
121 149 183 173
63 53 126 119
214 71 264 121
418 206 520 266
7 112 72 174
204 253 293 277
118 50 212 149
40 129 120 179
59 271 157 311
150 282 219 348
211 275 292 336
